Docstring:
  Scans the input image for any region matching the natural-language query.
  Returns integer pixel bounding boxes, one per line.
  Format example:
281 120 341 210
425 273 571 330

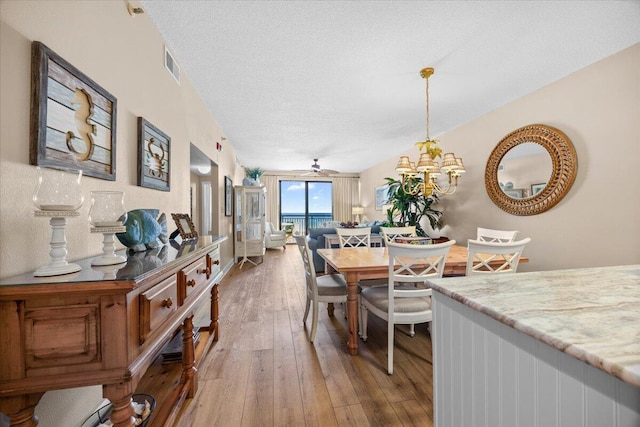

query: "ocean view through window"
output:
280 180 332 235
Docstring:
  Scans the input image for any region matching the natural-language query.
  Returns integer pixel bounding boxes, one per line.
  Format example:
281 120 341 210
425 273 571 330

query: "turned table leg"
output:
180 315 197 398
103 384 135 427
0 393 43 427
210 284 219 341
327 303 335 317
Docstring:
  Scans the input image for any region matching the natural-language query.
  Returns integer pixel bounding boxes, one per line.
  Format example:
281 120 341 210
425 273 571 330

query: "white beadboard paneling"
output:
486 328 501 427
471 322 487 427
460 313 473 427
432 292 640 427
559 351 585 427
451 302 463 427
536 341 559 427
516 331 537 427
500 329 518 426
585 365 616 427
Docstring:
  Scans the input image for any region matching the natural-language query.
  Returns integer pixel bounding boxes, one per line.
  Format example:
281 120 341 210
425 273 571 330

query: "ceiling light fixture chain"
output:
421 67 433 142
395 67 465 197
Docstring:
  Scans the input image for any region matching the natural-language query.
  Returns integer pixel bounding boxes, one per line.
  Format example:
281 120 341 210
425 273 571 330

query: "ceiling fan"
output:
299 159 339 177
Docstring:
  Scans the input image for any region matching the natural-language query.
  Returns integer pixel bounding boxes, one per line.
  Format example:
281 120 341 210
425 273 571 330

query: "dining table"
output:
317 245 528 355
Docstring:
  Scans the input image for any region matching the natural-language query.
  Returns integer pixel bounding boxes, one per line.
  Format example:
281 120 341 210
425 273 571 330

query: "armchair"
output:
265 222 287 249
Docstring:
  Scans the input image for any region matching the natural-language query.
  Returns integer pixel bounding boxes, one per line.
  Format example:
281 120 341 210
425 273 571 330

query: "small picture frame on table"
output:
171 213 198 241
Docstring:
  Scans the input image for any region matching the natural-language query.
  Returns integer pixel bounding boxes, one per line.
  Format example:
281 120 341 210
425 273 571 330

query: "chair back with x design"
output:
336 227 371 248
380 226 417 244
359 239 456 374
388 239 456 284
476 227 519 243
466 238 531 276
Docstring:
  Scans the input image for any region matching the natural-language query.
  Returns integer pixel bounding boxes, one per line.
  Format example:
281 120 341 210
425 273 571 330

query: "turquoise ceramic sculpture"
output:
116 209 168 253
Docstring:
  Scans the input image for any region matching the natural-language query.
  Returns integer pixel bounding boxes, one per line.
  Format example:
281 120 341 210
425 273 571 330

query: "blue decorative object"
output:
116 209 168 252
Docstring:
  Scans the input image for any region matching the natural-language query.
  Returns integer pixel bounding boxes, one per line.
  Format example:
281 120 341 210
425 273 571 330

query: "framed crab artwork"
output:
138 117 170 191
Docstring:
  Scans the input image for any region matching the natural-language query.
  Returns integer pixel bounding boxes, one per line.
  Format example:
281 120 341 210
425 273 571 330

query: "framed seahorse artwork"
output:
138 117 171 191
30 41 117 181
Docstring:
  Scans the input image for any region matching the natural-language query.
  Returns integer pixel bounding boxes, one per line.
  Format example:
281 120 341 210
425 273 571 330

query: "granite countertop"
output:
427 265 640 387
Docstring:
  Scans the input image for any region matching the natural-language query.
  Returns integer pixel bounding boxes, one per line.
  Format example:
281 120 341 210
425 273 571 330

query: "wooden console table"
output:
0 236 227 427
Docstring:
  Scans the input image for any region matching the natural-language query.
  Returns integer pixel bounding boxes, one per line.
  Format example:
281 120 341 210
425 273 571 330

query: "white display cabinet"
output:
234 185 266 267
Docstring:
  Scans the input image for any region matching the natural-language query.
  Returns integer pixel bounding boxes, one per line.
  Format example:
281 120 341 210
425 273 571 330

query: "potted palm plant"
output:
243 167 265 186
382 176 442 237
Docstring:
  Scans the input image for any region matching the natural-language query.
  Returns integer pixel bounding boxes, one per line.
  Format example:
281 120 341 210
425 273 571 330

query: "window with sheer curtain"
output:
261 175 358 233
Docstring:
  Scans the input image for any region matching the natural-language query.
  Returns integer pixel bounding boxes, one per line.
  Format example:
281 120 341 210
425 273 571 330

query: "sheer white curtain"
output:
261 175 279 227
261 174 359 228
331 177 359 222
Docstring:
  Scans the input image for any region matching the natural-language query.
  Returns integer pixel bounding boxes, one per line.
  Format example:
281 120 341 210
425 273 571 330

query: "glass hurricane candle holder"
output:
89 191 126 227
32 167 83 211
89 191 127 266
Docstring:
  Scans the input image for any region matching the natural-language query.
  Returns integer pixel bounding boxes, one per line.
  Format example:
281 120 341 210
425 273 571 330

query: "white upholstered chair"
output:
476 227 519 243
294 235 347 342
336 227 371 248
265 222 287 249
380 226 417 244
466 238 531 276
360 239 456 374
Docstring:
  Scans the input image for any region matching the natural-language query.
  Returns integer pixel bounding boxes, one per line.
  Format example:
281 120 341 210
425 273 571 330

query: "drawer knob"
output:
162 297 173 308
213 259 220 265
187 279 196 287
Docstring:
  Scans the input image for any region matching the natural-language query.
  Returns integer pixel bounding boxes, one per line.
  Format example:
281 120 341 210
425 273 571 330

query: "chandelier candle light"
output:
395 68 465 196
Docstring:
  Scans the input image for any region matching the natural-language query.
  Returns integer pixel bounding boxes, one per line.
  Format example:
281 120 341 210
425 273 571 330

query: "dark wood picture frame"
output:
138 117 170 191
30 41 117 180
171 213 198 240
225 176 233 216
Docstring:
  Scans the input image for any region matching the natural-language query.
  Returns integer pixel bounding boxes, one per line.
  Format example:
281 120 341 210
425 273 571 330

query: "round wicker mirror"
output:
485 124 577 215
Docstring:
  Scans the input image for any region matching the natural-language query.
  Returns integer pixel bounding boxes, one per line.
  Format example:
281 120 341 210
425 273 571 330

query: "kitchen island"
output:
427 265 640 427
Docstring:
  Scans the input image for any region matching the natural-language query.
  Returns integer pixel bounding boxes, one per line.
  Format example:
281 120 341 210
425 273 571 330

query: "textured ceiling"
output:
141 1 640 174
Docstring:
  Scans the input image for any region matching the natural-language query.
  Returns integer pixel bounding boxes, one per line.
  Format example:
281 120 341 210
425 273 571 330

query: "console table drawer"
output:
178 256 208 305
208 246 221 278
140 276 178 344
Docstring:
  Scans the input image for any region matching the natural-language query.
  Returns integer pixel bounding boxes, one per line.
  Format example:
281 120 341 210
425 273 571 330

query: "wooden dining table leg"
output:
345 272 359 355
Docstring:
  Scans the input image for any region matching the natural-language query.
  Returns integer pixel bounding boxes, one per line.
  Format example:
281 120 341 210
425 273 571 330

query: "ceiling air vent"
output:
164 46 180 84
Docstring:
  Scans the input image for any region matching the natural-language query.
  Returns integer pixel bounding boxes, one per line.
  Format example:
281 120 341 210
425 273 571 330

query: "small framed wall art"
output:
138 117 170 191
375 184 389 210
30 41 117 180
225 176 233 216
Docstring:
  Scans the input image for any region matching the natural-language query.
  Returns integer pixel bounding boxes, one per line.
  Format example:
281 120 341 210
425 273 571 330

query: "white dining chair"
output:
360 239 456 374
476 227 519 243
466 237 531 276
380 226 417 244
294 235 348 342
336 227 371 248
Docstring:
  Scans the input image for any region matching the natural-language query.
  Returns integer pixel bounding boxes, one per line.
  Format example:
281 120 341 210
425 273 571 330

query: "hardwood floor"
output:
176 246 434 426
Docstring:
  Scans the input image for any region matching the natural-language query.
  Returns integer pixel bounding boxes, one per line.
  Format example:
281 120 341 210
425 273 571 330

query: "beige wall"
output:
361 43 640 272
0 1 244 280
0 1 242 424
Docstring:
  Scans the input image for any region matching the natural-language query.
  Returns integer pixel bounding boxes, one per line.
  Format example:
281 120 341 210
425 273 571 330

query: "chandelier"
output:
395 68 465 196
